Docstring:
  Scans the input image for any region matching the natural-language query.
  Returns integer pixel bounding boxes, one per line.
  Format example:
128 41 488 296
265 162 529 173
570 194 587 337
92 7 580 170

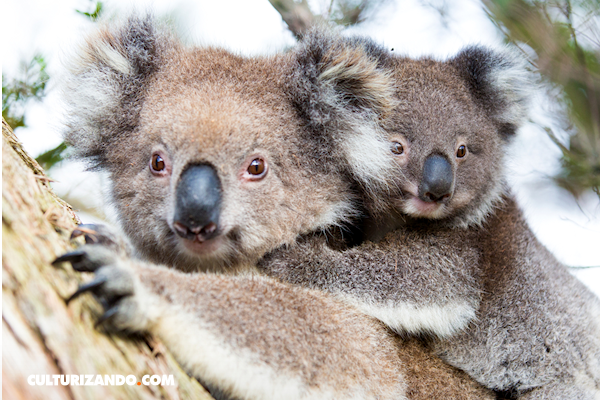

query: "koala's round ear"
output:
449 46 533 139
62 14 174 168
291 29 395 127
289 29 397 209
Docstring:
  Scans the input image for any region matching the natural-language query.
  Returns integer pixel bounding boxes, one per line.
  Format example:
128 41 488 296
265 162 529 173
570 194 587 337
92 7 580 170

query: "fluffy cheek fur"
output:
110 169 176 262
448 143 506 228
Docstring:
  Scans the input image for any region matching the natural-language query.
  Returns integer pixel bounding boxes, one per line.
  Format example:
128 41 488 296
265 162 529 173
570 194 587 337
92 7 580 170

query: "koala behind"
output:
260 44 600 398
58 15 495 400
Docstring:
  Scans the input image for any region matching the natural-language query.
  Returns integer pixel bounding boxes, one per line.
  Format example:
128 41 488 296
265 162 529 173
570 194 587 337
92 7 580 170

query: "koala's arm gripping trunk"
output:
1 119 213 400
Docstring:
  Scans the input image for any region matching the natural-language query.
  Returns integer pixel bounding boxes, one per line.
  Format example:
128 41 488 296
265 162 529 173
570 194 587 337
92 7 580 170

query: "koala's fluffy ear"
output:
290 29 396 200
450 46 532 138
62 15 173 167
292 29 395 126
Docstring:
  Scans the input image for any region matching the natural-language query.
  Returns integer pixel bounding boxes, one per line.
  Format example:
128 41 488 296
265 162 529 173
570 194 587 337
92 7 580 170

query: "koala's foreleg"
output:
55 241 407 400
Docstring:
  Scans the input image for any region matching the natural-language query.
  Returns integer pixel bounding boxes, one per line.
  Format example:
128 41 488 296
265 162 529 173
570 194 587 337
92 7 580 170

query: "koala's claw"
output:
52 249 87 267
55 240 145 332
70 223 122 247
68 224 131 257
71 224 96 241
53 245 119 273
95 306 121 328
66 275 108 304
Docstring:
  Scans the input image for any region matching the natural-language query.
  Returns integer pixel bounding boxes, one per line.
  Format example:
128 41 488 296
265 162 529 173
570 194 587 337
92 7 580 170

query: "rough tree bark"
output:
2 119 213 400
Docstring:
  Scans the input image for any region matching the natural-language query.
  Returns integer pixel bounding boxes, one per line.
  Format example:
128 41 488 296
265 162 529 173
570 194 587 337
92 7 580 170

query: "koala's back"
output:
397 338 496 399
437 195 600 395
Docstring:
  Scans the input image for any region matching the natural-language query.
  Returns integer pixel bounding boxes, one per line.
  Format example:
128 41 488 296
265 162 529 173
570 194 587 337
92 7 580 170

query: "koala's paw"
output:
70 223 132 257
54 245 152 333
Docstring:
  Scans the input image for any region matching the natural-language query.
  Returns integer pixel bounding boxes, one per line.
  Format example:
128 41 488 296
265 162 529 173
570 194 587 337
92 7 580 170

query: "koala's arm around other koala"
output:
258 226 483 338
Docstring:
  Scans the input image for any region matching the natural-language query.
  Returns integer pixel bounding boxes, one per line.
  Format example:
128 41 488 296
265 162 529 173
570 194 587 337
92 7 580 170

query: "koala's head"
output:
62 16 395 271
377 46 531 228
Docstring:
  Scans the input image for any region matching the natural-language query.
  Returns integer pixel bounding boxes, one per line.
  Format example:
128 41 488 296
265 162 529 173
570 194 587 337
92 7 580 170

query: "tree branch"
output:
268 0 316 38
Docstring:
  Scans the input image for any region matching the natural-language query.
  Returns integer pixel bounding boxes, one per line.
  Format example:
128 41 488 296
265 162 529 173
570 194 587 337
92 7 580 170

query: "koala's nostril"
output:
199 222 217 237
173 221 218 242
424 192 451 203
174 222 192 238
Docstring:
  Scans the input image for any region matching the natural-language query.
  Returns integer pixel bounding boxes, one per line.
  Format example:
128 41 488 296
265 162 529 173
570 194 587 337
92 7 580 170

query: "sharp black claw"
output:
95 306 120 328
52 250 86 266
66 276 107 304
99 298 110 310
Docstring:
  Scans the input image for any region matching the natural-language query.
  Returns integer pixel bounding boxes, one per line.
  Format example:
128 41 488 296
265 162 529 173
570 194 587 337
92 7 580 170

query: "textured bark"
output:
2 119 213 400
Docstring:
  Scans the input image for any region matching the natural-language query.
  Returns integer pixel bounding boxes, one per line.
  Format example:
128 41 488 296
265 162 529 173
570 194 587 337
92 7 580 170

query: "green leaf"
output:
76 1 103 21
36 142 69 171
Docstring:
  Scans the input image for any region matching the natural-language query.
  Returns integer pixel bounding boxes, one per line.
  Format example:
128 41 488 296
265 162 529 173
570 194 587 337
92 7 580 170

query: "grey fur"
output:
59 15 495 400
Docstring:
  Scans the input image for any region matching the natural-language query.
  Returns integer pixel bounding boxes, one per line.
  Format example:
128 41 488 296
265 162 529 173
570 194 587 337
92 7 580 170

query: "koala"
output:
56 15 495 400
259 46 600 398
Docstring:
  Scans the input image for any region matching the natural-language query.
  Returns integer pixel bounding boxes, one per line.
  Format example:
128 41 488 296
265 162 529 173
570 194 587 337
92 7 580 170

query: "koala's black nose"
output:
174 164 222 242
418 155 454 203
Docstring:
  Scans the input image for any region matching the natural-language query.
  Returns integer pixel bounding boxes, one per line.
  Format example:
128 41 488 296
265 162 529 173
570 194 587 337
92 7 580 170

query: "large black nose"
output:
173 164 222 242
418 154 454 203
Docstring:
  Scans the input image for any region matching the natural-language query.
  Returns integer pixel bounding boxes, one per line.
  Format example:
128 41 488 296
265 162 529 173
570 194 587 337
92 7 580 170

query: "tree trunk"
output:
2 119 213 400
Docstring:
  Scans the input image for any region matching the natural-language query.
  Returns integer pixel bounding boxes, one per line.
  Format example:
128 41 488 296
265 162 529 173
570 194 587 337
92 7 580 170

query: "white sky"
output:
2 0 599 295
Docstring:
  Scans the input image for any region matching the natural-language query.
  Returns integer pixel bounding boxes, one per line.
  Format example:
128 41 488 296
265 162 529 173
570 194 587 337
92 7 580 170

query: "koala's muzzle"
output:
418 155 454 203
174 164 222 242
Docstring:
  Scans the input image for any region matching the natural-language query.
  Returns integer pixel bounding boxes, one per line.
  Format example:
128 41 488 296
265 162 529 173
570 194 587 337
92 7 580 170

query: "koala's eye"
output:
150 153 166 172
247 158 266 176
391 142 404 155
456 145 467 158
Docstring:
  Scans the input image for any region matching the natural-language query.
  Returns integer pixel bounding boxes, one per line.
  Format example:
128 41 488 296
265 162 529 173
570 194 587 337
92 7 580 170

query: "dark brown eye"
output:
456 145 467 158
247 158 266 176
151 153 166 172
391 142 404 155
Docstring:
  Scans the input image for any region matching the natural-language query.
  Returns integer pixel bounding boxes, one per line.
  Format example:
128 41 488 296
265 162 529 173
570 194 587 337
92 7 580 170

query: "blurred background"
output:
2 0 599 294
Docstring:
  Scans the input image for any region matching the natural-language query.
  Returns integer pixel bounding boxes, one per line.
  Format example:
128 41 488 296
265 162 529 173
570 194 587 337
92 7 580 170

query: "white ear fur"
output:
61 30 126 158
61 15 169 165
87 38 131 75
341 121 396 199
488 47 534 127
451 45 535 134
323 46 397 205
317 44 396 118
294 31 398 203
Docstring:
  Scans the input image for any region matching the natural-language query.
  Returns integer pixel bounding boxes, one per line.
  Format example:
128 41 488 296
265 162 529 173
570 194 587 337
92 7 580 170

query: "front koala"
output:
62 17 399 272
